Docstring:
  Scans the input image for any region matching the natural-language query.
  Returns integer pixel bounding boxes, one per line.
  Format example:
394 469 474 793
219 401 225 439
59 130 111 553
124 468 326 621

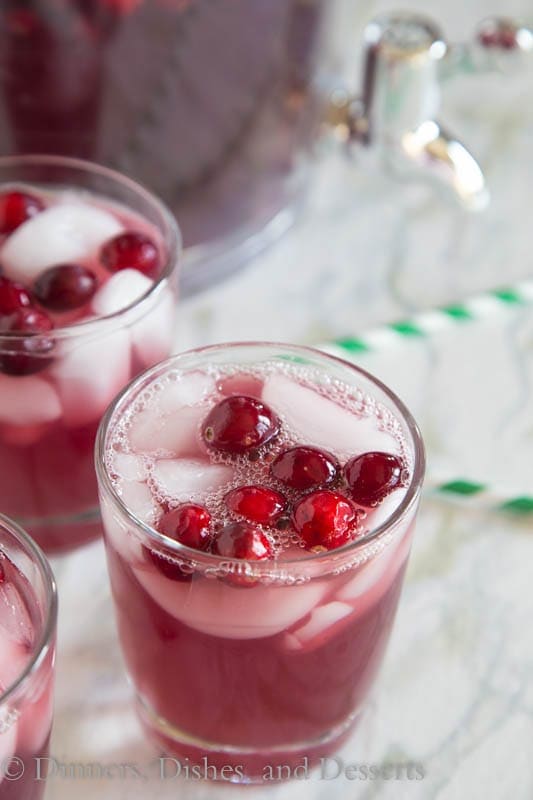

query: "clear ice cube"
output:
0 374 61 427
50 329 131 427
283 601 354 652
1 202 122 283
262 374 399 460
129 405 207 457
92 269 153 317
154 372 214 414
117 479 161 527
133 566 329 640
151 458 234 502
131 287 176 367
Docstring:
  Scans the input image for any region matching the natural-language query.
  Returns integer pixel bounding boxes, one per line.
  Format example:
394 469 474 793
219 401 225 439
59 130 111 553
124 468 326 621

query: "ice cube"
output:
0 706 17 786
0 580 34 647
155 372 214 414
283 601 354 652
117 479 161 527
129 405 206 457
101 492 145 565
0 636 30 694
16 676 54 755
152 458 234 502
262 374 399 460
92 269 153 317
50 329 131 427
133 566 329 639
0 375 61 427
336 519 413 609
365 488 408 531
112 452 147 482
1 203 123 284
336 552 393 607
131 286 176 367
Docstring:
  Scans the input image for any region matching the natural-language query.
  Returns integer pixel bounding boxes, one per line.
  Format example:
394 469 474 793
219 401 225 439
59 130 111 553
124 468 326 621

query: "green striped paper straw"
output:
327 280 533 355
320 280 533 517
428 478 533 517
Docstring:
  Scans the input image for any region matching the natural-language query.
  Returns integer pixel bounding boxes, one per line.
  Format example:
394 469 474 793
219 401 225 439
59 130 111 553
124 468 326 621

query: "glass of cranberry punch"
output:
96 343 425 783
0 155 180 554
0 514 57 800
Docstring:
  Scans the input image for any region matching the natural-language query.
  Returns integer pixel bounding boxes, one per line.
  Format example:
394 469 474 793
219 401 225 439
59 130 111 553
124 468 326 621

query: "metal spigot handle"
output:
361 14 447 144
331 13 533 209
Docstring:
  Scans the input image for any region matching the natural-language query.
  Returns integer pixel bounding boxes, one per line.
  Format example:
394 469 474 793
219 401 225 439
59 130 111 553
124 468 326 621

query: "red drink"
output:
0 156 180 554
0 515 57 800
96 343 424 782
0 1 326 290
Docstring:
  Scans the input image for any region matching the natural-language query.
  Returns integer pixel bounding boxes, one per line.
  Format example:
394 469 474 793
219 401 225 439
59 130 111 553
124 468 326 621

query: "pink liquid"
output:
0 1 324 252
0 187 177 553
0 554 54 800
102 362 418 780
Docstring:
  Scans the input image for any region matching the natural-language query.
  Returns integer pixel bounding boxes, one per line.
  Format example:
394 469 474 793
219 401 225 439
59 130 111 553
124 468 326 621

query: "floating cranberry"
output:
143 546 194 583
100 231 160 277
0 276 33 314
344 451 404 506
271 445 339 491
225 485 287 525
292 490 357 551
0 307 54 375
34 263 98 311
158 504 212 551
214 521 273 560
202 395 280 455
0 191 44 234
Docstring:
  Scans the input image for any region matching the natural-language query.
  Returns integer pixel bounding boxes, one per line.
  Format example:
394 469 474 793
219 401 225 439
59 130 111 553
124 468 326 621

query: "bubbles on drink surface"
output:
106 360 412 568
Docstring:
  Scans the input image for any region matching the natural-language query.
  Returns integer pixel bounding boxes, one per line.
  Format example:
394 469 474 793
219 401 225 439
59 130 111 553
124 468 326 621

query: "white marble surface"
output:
47 1 533 799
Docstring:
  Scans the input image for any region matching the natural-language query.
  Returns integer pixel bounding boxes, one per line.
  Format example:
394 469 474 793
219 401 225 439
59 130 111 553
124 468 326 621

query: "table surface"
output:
47 1 533 798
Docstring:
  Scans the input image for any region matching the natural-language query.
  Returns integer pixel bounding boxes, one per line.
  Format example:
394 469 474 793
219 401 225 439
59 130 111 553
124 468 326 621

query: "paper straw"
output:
327 280 533 356
427 478 533 516
319 280 533 517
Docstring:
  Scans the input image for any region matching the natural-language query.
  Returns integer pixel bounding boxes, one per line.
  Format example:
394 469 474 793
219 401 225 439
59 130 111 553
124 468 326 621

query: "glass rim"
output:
0 153 181 343
0 513 58 705
95 341 425 575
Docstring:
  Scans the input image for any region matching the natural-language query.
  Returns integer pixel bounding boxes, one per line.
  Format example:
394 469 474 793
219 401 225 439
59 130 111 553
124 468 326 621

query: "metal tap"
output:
329 13 533 210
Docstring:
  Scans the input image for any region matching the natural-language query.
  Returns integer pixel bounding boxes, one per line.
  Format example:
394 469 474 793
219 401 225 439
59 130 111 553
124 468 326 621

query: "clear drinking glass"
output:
0 155 181 554
96 342 425 782
0 1 330 292
0 514 57 800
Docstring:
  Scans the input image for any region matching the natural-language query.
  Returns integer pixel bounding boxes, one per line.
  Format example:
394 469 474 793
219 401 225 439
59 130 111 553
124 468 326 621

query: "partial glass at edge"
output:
95 342 425 783
0 514 57 800
0 155 181 554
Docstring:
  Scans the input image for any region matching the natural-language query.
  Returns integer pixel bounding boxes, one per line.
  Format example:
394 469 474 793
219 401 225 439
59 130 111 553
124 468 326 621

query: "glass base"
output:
18 507 102 555
137 694 359 785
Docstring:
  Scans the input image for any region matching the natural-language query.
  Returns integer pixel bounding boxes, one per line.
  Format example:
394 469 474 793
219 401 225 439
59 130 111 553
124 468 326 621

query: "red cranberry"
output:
214 521 273 560
271 445 339 491
100 232 160 278
292 490 357 551
202 395 280 455
478 21 518 50
0 276 33 313
225 485 287 525
158 504 212 551
143 546 194 583
0 307 54 375
344 451 404 506
34 263 98 311
0 191 44 234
